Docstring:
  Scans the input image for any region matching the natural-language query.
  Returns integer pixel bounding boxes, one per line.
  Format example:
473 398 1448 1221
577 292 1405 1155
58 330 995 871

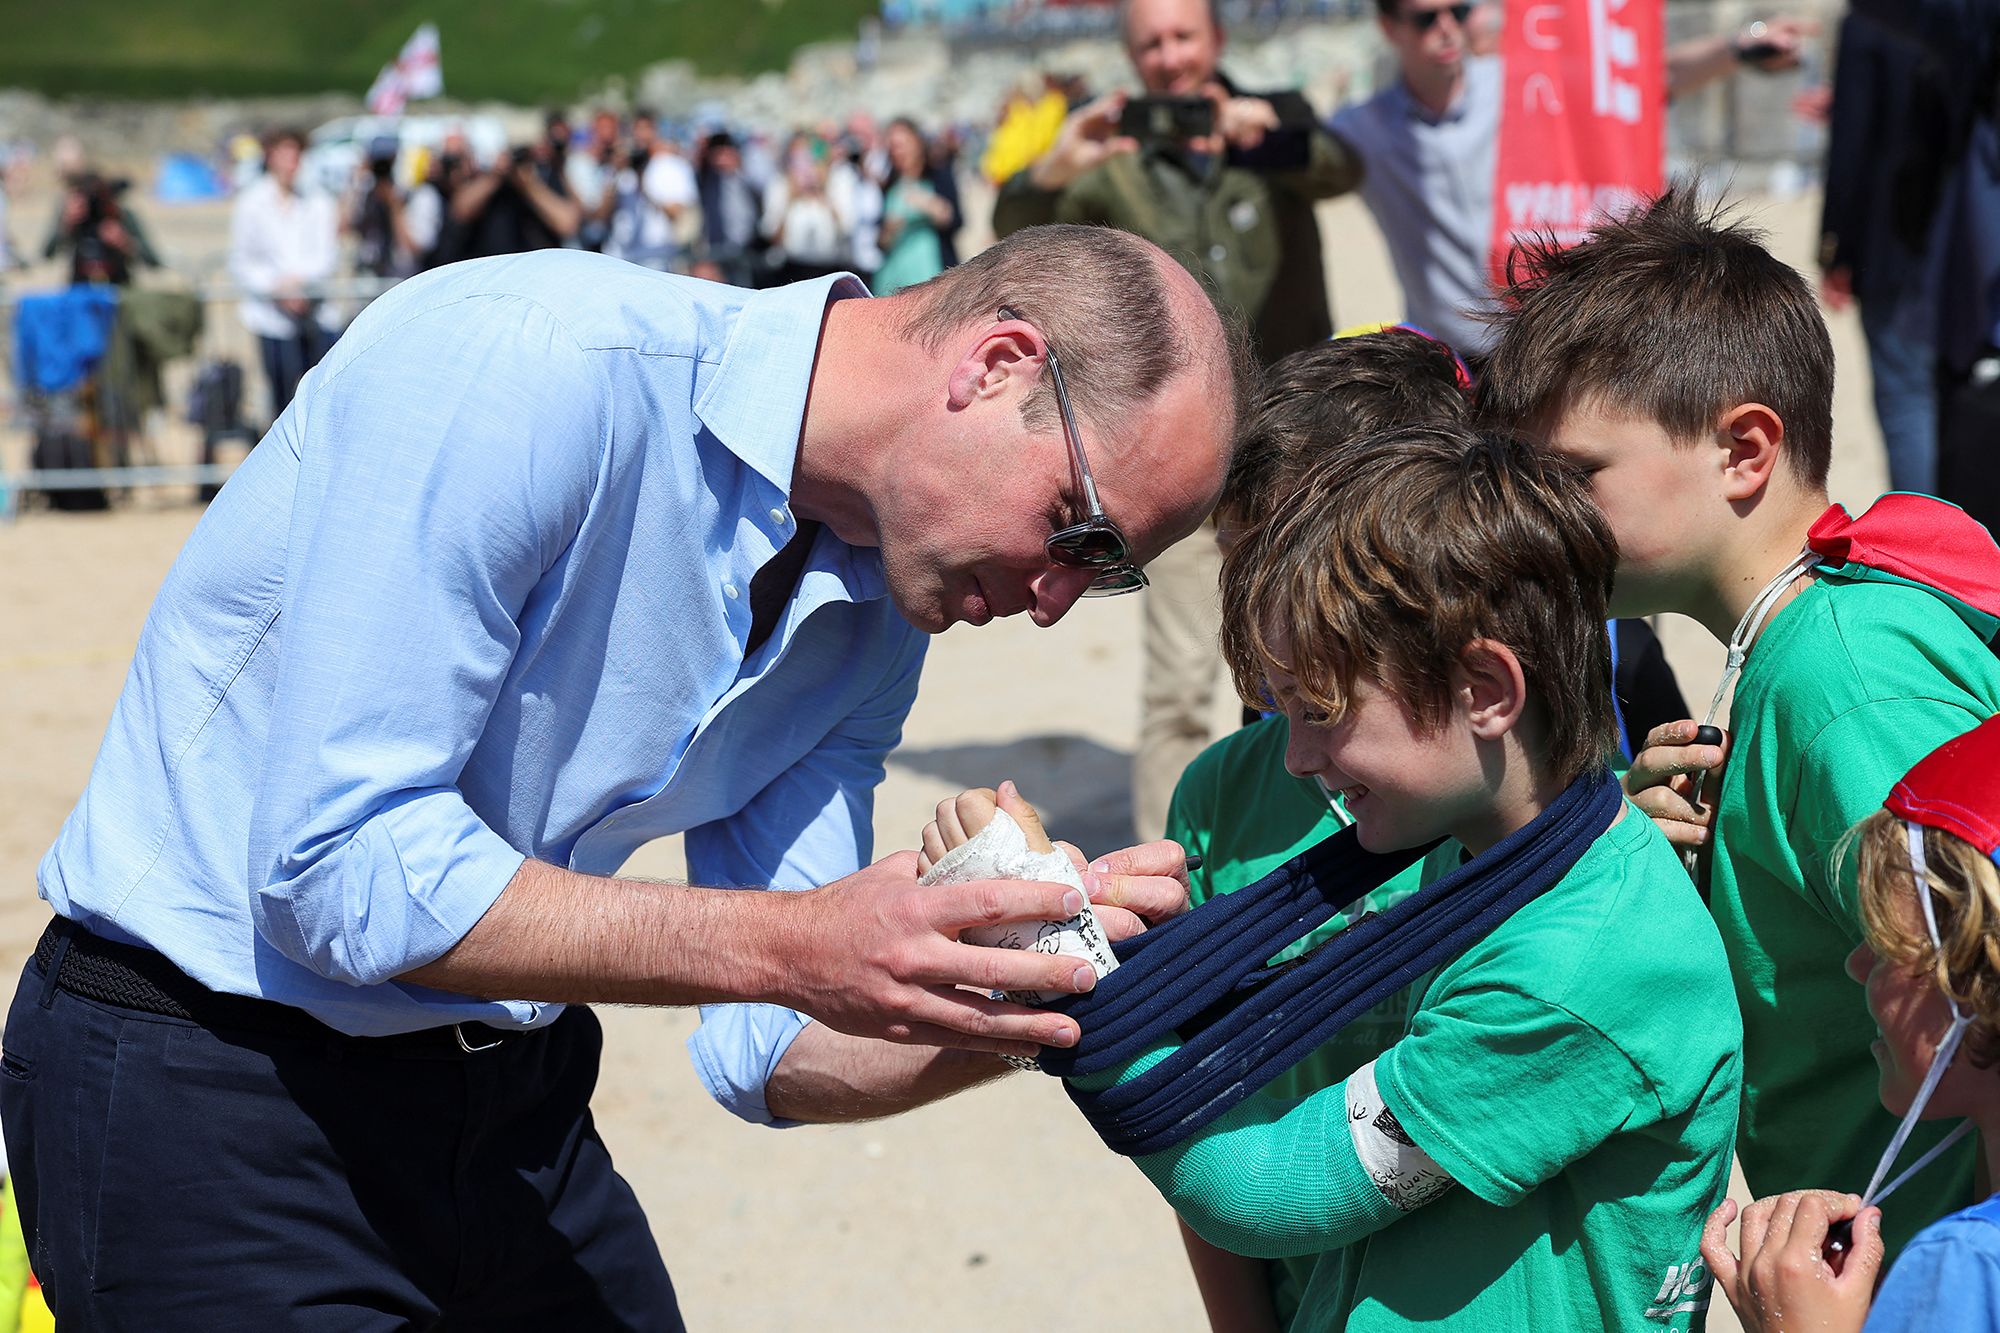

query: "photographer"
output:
349 138 429 279
430 129 581 266
44 170 160 287
228 128 339 420
992 0 1362 848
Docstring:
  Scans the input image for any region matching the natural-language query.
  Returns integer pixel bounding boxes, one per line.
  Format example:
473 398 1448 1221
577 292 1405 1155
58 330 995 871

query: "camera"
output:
1118 95 1216 147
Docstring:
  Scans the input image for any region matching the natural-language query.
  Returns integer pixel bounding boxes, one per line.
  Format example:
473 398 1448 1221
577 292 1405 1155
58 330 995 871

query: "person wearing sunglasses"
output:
1701 715 2000 1333
3 221 1246 1329
1327 0 1815 363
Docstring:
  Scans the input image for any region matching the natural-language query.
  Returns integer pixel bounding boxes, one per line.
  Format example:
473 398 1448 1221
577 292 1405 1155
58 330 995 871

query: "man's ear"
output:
1716 402 1785 502
946 320 1043 413
1458 639 1529 741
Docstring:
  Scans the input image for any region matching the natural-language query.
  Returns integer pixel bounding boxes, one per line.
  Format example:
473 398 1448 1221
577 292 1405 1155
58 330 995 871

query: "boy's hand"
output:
1701 1193 1880 1333
1624 720 1730 850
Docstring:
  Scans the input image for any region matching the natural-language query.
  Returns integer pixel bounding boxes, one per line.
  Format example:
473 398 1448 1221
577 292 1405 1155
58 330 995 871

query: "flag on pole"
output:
1488 0 1664 284
366 24 444 116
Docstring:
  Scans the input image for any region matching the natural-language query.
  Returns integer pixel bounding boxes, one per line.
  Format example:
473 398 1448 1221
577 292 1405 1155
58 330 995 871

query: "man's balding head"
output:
870 224 1251 631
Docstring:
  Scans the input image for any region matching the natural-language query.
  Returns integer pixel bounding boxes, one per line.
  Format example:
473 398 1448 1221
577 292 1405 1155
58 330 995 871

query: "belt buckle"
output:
453 1022 506 1054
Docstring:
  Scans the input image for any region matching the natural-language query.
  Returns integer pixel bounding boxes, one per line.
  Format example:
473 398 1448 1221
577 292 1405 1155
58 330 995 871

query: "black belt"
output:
33 917 531 1057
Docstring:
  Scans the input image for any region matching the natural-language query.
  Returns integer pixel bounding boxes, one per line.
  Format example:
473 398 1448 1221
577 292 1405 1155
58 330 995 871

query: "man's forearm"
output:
764 1021 1011 1122
399 857 795 1006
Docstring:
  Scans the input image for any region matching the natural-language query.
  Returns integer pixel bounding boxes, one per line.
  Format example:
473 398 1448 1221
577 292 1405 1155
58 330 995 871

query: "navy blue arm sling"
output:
1037 765 1625 1157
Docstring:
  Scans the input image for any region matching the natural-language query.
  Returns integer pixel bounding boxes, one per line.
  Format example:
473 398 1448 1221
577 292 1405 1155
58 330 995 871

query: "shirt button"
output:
1208 244 1227 262
769 507 787 525
724 583 740 600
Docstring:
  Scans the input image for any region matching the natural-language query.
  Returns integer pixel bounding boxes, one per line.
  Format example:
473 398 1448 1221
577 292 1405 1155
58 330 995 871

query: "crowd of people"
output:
10 0 2000 1330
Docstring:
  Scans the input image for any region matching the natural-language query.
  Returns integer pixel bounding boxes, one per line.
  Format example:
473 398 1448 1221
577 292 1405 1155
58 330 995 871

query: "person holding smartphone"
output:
993 0 1364 851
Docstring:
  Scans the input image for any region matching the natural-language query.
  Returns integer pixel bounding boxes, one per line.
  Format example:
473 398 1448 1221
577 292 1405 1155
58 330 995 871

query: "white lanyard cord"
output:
1680 550 1819 875
1698 549 1820 733
1859 823 1975 1208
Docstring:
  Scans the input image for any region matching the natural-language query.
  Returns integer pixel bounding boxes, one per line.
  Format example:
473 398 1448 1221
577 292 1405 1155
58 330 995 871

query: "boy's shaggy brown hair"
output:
1221 422 1620 783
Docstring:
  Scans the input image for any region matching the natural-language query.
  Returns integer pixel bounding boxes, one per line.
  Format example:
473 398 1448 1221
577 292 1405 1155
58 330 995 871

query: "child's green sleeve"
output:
1070 1043 1414 1259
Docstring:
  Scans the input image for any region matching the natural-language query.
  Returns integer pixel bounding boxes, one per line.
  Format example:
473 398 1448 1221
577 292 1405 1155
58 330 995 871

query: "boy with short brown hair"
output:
1028 421 1742 1331
1480 186 2000 1253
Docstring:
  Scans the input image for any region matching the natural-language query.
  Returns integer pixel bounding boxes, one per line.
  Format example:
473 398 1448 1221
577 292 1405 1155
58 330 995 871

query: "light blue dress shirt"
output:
39 251 925 1124
1330 56 1501 356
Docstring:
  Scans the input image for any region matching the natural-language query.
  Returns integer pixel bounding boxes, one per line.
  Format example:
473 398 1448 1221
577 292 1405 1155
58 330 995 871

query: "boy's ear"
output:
1715 403 1786 501
1458 639 1529 741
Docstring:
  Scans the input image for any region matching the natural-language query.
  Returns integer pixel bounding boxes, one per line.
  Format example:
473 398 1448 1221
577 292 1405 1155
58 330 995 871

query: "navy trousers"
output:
0 955 683 1331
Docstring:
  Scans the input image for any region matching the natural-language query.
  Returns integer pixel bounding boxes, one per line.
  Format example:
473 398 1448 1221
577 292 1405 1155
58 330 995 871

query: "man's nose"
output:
1028 565 1096 627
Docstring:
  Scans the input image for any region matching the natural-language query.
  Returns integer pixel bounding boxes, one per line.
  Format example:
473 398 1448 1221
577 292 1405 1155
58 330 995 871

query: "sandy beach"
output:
0 187 1884 1330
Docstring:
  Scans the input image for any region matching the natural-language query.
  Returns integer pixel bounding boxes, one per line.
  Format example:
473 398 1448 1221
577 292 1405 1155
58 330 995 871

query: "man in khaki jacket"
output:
993 0 1362 842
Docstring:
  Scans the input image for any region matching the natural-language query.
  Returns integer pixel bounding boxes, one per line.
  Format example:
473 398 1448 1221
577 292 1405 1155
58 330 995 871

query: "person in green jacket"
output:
1480 187 2000 1257
994 0 1366 851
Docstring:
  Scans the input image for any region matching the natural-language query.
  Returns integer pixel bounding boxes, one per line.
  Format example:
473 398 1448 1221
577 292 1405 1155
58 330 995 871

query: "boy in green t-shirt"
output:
1048 423 1742 1332
1479 188 2000 1255
1169 328 1471 1328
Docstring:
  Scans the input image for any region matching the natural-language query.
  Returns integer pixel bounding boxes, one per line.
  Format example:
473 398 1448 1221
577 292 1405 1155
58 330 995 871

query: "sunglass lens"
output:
1049 523 1130 567
1081 567 1149 597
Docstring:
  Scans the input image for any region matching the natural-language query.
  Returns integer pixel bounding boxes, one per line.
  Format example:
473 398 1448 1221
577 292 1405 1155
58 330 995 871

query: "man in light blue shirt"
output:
4 223 1245 1328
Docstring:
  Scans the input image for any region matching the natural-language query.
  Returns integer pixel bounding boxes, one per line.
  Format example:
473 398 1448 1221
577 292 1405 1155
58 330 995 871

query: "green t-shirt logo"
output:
1643 1257 1710 1325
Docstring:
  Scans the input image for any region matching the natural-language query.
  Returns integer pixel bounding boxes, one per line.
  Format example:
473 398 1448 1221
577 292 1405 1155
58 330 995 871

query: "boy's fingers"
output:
1093 903 1148 943
1624 741 1727 793
920 823 948 869
1699 1200 1741 1293
1626 783 1709 828
1739 1196 1778 1264
1762 1191 1804 1256
1781 1192 1837 1262
1840 1207 1885 1289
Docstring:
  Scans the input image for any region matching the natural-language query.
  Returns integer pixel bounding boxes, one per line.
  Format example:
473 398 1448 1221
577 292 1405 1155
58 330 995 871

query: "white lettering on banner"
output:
1589 0 1644 124
1502 180 1648 231
1523 73 1565 114
1524 4 1565 49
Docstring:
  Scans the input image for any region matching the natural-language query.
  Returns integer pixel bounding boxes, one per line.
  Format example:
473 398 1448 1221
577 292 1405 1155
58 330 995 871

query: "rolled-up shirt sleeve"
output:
246 295 606 986
684 625 926 1124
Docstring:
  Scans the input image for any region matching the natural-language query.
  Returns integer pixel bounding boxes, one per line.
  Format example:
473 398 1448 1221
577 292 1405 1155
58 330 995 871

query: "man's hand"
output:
1702 1193 1880 1333
780 850 1095 1058
1027 93 1138 192
1198 85 1281 154
1819 264 1854 314
1733 16 1819 72
1623 719 1729 851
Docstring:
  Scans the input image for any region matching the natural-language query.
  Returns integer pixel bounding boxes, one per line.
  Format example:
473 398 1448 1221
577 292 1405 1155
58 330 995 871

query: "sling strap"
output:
1040 765 1624 1157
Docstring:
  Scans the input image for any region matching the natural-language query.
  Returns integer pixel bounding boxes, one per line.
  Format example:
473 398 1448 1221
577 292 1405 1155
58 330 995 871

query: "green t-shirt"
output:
1712 574 2000 1253
1304 807 1742 1333
1165 717 1448 1326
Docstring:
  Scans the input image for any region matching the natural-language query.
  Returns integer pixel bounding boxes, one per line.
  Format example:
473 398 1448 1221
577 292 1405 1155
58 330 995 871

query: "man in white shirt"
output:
228 128 340 420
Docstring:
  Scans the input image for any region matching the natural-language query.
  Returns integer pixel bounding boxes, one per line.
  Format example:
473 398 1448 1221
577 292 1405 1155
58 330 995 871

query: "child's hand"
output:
1701 1192 1881 1333
916 781 1056 876
1624 719 1729 850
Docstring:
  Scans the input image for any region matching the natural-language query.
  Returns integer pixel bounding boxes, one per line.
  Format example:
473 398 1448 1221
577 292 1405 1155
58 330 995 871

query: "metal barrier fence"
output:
0 275 401 523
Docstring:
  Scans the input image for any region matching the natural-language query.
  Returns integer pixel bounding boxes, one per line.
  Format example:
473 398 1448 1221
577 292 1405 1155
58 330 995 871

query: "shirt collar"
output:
695 272 868 500
1393 56 1486 126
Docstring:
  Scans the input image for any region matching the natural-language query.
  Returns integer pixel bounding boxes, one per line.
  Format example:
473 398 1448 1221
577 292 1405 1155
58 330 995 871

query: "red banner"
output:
1489 0 1665 285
